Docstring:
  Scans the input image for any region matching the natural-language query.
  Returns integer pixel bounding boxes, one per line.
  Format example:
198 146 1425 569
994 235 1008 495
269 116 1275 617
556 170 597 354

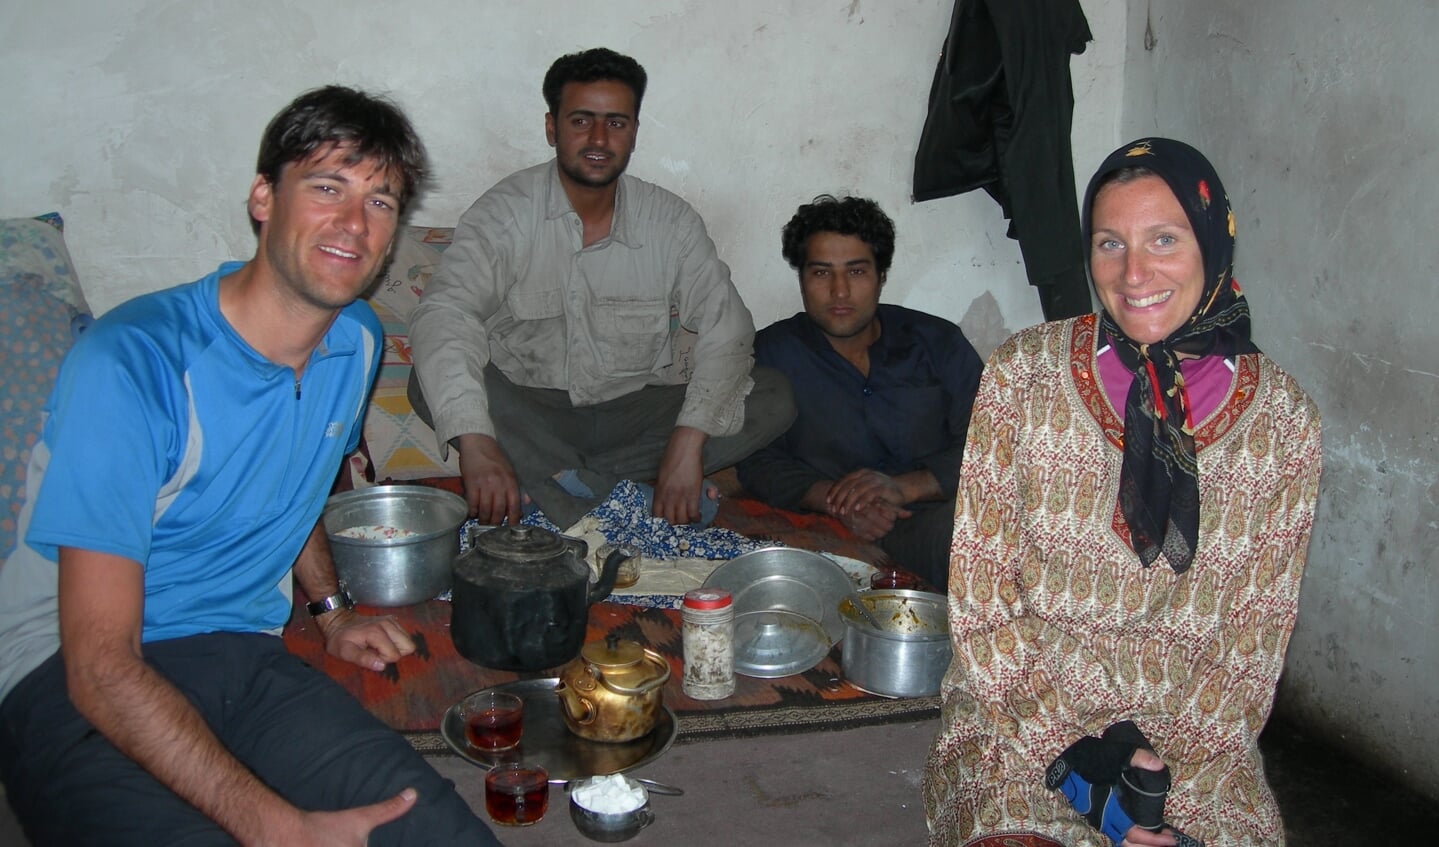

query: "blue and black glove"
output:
1045 721 1202 846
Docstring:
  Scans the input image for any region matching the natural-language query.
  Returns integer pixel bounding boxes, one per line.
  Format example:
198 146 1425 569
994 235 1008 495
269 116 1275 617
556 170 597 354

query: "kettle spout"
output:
588 546 630 603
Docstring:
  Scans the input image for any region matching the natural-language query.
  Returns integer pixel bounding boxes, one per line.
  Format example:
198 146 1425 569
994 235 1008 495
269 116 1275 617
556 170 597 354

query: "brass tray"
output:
439 677 677 780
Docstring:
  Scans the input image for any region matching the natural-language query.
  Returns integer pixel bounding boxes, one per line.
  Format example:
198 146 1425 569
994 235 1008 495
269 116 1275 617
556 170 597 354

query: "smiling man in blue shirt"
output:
737 196 983 590
0 86 497 846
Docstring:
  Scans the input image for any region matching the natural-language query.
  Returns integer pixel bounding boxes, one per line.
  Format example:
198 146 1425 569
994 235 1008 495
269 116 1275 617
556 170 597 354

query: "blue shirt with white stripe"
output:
0 262 380 700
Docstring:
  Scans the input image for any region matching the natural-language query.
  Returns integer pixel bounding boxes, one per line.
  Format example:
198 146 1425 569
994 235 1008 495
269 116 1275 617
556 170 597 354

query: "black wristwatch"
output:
306 589 354 617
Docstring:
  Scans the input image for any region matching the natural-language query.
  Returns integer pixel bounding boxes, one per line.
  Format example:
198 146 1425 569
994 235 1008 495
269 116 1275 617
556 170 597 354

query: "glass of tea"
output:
484 762 549 826
870 566 922 591
459 690 525 752
596 543 643 589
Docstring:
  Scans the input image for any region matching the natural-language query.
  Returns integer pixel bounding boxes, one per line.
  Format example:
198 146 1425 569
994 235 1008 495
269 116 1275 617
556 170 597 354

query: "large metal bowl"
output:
321 486 468 606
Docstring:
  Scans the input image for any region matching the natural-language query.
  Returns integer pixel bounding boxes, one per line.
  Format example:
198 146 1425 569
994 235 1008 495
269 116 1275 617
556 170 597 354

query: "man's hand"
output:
316 608 416 672
826 469 909 516
802 472 912 542
287 788 418 847
456 433 523 525
652 426 710 526
837 498 910 541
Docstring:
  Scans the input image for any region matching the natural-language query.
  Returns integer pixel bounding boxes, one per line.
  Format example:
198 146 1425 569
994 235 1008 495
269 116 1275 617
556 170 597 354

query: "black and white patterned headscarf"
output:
1081 138 1260 574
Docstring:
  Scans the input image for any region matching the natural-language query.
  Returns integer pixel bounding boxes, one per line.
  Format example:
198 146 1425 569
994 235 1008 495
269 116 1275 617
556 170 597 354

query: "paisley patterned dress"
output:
923 316 1322 847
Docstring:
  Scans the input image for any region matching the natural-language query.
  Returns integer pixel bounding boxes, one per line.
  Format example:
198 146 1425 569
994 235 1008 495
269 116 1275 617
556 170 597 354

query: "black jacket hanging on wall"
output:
913 0 1093 320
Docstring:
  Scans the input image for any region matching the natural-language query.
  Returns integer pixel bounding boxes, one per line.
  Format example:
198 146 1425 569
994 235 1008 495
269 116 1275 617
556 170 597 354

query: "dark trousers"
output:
411 366 797 528
878 498 958 592
0 632 498 847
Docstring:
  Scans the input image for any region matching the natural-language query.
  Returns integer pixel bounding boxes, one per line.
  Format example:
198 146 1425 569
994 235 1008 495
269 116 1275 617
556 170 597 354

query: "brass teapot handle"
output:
596 648 672 696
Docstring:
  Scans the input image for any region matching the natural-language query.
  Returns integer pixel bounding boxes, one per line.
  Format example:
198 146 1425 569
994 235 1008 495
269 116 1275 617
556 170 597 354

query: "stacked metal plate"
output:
701 547 854 678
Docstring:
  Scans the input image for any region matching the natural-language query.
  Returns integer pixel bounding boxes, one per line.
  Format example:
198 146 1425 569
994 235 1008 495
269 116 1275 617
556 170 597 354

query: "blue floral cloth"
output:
580 480 762 561
455 480 760 562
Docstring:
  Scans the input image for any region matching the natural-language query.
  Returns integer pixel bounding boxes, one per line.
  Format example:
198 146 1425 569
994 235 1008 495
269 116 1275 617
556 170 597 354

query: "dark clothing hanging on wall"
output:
913 0 1094 321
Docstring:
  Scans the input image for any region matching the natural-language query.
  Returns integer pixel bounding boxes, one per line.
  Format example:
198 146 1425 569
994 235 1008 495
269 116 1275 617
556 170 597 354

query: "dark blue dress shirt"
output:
737 304 983 510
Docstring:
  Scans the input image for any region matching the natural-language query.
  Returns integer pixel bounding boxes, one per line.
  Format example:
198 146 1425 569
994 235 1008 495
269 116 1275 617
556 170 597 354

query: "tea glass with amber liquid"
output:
596 543 643 590
484 763 549 826
459 690 524 752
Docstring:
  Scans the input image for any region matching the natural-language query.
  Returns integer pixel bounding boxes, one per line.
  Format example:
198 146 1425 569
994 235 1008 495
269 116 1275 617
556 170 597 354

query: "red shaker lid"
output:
683 588 732 610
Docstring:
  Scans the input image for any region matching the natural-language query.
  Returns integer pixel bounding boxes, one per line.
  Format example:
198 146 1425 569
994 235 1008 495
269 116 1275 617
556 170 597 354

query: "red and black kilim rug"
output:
284 597 938 754
294 475 936 752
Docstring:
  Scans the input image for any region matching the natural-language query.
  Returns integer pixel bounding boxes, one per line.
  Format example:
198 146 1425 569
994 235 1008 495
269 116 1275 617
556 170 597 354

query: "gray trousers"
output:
410 366 796 528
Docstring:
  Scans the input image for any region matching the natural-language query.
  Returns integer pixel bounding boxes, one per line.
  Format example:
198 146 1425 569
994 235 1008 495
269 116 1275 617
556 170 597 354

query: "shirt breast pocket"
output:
596 297 669 375
506 287 564 320
877 384 949 460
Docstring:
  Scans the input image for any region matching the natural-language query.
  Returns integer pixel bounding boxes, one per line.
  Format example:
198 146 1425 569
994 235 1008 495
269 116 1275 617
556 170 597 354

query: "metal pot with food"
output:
322 486 469 606
555 635 670 743
838 588 952 698
450 523 630 671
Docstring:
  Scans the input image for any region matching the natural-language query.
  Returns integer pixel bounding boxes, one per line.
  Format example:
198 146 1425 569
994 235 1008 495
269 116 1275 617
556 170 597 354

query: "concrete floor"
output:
1259 717 1439 845
4 715 1438 845
454 715 1439 846
447 721 931 847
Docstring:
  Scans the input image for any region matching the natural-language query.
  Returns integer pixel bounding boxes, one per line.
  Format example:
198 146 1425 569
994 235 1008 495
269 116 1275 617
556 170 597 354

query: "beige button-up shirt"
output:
409 161 755 452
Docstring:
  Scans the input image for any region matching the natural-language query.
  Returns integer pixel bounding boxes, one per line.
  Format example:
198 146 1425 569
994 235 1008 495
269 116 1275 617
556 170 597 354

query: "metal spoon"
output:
845 591 883 629
549 776 685 796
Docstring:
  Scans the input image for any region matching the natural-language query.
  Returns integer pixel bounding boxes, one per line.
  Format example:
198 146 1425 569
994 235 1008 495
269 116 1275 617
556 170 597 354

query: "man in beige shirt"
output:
409 48 793 529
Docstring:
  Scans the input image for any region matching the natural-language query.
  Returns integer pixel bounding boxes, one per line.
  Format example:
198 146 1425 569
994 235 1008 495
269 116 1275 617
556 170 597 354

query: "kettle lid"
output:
471 523 572 563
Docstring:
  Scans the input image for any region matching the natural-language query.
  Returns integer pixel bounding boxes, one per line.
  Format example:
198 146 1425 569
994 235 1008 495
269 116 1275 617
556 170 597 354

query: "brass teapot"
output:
555 635 670 743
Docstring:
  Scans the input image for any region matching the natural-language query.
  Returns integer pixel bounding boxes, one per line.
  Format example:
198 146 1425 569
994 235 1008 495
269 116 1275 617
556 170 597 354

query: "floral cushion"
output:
1 214 90 556
355 225 460 482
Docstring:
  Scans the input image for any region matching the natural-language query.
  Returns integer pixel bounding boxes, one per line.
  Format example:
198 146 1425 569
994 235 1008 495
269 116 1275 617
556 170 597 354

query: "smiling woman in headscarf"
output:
923 139 1323 847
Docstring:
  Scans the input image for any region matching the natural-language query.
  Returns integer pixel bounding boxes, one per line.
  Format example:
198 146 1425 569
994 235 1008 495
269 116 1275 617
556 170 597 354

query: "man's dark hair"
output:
542 48 648 117
252 85 429 233
781 195 896 278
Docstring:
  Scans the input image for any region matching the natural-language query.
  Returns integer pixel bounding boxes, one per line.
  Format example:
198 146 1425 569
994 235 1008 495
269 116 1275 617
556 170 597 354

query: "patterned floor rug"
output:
290 482 937 752
284 599 938 753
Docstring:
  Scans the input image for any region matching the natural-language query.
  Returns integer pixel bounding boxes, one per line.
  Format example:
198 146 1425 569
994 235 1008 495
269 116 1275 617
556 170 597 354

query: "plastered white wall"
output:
0 0 1124 357
1124 1 1439 797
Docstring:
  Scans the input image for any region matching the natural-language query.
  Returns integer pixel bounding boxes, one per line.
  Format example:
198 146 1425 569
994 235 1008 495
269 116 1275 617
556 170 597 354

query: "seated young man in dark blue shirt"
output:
736 196 982 589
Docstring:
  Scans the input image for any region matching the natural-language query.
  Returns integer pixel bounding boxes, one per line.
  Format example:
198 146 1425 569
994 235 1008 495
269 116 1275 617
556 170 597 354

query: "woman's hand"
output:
1122 823 1186 846
1129 748 1165 772
1120 749 1178 846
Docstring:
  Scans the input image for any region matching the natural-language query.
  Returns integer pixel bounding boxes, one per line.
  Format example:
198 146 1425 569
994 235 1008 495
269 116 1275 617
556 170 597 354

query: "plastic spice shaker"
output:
681 588 735 700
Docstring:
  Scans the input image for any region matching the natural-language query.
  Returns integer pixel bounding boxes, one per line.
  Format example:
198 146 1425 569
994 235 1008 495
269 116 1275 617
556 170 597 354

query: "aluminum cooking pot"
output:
322 486 468 606
838 589 952 698
450 524 629 672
